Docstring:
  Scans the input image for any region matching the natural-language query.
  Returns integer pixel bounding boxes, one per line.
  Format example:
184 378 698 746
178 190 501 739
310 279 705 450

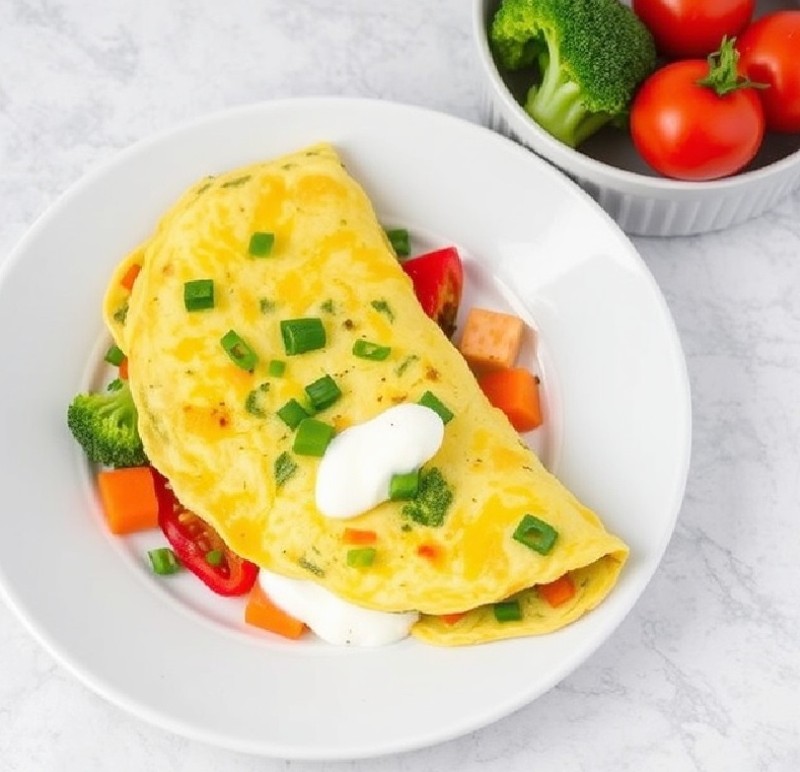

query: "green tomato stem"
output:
696 37 769 96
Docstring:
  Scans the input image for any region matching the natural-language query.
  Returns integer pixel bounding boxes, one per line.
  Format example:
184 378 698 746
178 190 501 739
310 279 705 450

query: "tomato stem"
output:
696 37 769 96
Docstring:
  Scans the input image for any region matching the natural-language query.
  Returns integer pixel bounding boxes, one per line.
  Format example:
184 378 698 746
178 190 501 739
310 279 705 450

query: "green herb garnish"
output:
512 514 558 555
221 175 251 188
277 399 310 430
281 317 326 355
259 298 277 314
304 374 341 411
353 339 391 361
112 301 129 324
493 600 522 623
371 299 395 323
384 227 410 257
248 232 275 257
293 418 335 456
347 548 376 568
268 359 286 377
244 382 270 418
389 469 420 500
395 354 419 376
418 390 454 424
104 344 125 366
148 548 181 576
298 556 325 577
274 451 298 488
220 329 258 371
184 279 215 312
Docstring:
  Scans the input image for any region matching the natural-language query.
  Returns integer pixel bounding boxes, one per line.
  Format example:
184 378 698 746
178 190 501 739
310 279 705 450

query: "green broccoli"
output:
402 467 453 528
67 381 147 468
490 0 656 148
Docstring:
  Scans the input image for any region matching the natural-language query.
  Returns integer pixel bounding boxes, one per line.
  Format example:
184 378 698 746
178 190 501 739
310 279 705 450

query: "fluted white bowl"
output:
473 0 800 236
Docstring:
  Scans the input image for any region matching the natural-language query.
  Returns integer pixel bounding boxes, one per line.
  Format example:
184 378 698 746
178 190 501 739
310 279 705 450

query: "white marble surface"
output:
1 1 799 769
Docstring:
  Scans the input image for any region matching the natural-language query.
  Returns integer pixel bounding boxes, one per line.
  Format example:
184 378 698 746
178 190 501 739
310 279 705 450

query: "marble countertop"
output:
1 1 798 769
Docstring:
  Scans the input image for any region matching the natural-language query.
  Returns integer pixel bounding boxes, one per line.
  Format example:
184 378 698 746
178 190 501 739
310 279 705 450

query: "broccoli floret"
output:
490 0 656 148
67 381 147 468
402 467 453 528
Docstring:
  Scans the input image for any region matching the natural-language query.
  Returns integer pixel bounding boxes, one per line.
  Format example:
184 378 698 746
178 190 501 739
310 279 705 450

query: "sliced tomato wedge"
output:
152 471 258 596
402 246 463 338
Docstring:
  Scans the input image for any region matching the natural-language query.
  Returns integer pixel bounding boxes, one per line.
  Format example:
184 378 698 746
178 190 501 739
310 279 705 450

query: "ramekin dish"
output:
473 0 800 237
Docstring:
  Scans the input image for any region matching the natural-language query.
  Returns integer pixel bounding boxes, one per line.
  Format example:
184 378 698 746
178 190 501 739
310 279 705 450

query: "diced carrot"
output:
97 466 159 535
537 574 576 608
417 544 441 560
120 263 141 291
458 308 527 371
118 357 129 380
245 583 306 640
440 612 466 625
342 528 377 545
478 367 542 432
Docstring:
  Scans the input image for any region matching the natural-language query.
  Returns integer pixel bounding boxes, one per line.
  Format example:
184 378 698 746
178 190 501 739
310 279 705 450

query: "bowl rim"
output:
472 0 800 195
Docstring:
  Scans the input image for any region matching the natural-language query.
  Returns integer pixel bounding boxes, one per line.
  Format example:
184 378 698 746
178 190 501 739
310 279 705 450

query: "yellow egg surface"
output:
108 143 628 630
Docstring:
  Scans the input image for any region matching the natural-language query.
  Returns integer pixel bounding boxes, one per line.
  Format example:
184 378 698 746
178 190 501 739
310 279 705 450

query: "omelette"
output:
102 143 628 646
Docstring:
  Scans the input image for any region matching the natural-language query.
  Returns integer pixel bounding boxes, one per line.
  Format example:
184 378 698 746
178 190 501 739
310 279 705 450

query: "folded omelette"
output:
102 143 628 646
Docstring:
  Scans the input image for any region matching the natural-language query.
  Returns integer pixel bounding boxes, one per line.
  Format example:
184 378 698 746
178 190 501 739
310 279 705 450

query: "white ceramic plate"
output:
0 98 691 760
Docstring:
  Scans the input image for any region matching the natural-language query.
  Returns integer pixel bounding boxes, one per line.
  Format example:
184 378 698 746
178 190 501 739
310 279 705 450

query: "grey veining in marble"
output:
1 1 799 770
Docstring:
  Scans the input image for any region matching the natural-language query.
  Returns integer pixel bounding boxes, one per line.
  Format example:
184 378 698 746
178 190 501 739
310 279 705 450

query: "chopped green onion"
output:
384 228 410 257
352 339 391 361
390 469 420 501
277 399 309 430
418 390 454 424
274 451 298 487
370 299 395 323
347 547 376 568
304 375 342 411
268 359 286 377
293 418 335 456
493 600 522 623
280 317 326 355
205 549 224 567
148 547 181 575
104 344 125 366
320 299 336 314
184 278 215 312
220 329 258 371
512 514 558 555
248 231 275 257
106 378 124 392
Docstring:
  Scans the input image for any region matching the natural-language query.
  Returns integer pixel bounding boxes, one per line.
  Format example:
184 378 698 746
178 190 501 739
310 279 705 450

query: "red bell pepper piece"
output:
153 471 259 596
402 246 464 338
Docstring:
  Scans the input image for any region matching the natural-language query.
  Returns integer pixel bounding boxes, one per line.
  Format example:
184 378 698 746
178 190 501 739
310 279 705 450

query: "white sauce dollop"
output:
258 570 419 646
315 403 444 519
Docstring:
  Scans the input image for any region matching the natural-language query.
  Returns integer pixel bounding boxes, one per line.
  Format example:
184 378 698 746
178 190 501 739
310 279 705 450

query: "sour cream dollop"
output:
258 570 419 646
315 403 444 519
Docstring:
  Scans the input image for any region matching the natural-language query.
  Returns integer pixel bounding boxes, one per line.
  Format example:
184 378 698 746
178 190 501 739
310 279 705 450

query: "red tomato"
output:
401 247 463 338
153 471 258 596
630 54 765 181
633 0 754 59
737 11 800 133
